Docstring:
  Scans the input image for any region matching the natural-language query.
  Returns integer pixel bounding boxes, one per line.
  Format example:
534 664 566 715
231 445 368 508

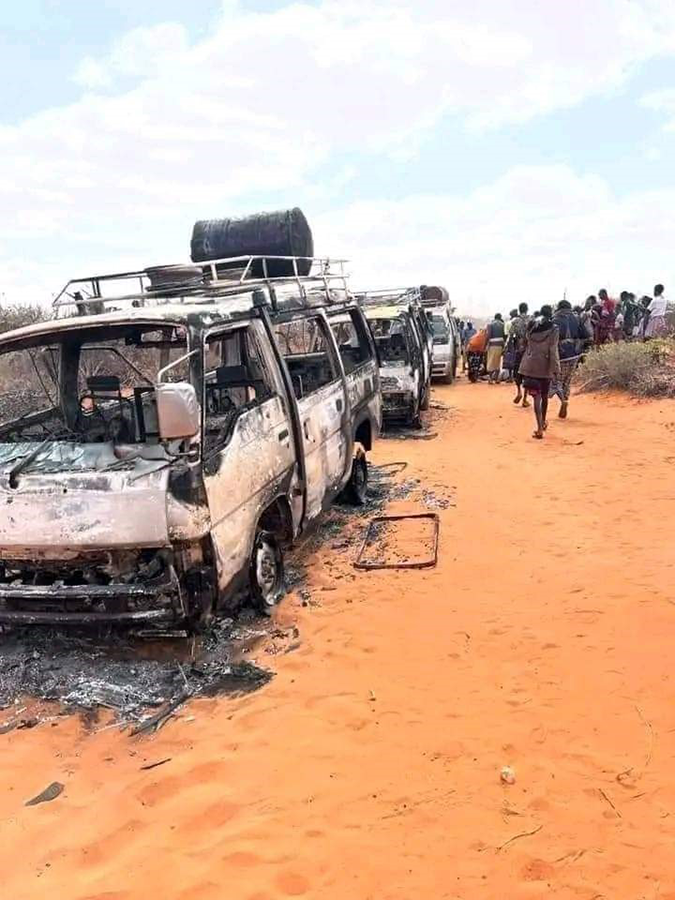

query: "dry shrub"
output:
0 303 46 334
578 339 675 397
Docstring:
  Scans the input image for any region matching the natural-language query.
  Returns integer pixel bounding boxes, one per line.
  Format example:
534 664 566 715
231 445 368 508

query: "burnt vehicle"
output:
421 299 460 384
358 288 433 413
0 254 381 627
360 294 429 427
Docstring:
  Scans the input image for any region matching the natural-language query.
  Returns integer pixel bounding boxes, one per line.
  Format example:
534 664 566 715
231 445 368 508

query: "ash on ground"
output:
286 461 421 602
0 614 288 732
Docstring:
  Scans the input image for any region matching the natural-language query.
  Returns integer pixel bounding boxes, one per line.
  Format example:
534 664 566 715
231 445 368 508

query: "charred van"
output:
0 253 380 627
358 289 431 427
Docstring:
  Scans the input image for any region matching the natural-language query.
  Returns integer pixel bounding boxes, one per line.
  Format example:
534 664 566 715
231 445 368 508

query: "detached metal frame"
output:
354 512 439 570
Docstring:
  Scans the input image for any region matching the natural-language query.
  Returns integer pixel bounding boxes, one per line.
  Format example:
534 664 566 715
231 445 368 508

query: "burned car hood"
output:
0 442 199 553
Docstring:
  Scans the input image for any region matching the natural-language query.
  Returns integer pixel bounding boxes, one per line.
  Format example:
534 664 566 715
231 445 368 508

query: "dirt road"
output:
3 381 675 899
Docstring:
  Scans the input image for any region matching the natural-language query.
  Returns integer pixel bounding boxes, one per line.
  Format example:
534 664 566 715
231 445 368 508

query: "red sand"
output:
2 382 675 899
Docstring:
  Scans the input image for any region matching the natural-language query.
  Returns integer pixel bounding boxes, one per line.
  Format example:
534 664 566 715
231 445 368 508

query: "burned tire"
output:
250 530 284 615
420 383 431 411
342 455 368 506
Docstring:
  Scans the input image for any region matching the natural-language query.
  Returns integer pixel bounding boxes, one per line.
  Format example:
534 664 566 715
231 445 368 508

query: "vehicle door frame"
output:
266 305 353 522
199 314 301 498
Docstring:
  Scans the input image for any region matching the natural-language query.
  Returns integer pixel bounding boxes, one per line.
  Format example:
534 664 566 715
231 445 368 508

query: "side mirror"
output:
155 382 200 441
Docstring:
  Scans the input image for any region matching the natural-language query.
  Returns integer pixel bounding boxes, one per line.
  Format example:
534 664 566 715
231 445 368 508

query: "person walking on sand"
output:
508 302 530 407
644 284 668 339
502 310 518 382
485 312 505 384
518 306 560 440
551 299 582 419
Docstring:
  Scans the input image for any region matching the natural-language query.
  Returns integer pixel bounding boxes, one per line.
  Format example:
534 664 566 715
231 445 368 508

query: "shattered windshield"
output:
369 316 410 365
0 323 190 447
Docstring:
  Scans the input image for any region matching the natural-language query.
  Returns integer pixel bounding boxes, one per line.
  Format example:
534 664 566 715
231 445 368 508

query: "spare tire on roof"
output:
191 208 314 278
146 264 204 292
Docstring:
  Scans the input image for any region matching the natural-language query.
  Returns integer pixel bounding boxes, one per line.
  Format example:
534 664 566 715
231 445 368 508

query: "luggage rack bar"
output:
51 255 351 318
355 287 422 309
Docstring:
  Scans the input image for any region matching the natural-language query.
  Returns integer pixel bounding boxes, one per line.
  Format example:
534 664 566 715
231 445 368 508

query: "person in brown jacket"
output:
518 305 561 439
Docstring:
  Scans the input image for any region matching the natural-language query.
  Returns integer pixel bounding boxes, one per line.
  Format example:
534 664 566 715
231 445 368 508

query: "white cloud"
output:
73 23 190 89
641 87 675 131
313 165 674 316
1 0 675 307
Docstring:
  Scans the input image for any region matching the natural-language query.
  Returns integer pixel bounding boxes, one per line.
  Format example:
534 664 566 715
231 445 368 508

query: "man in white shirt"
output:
645 283 667 338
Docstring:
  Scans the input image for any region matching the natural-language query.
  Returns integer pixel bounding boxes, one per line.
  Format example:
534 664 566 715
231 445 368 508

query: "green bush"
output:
578 339 675 397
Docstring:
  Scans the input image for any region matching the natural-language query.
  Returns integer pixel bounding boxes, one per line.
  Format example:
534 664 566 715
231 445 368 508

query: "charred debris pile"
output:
0 618 276 732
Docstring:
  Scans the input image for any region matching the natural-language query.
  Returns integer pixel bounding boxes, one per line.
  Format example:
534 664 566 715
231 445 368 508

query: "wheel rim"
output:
255 538 280 603
354 460 367 499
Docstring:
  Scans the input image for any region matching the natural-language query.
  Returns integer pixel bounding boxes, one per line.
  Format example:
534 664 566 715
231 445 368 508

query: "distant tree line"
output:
0 303 47 334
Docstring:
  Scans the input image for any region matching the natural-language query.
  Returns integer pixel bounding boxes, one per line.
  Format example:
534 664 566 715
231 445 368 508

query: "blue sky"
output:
1 0 674 314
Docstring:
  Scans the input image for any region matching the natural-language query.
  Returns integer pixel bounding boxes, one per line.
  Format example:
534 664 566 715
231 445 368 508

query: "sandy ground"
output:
3 380 675 899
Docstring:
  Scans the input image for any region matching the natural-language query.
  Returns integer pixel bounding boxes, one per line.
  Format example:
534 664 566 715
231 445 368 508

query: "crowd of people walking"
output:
458 283 668 440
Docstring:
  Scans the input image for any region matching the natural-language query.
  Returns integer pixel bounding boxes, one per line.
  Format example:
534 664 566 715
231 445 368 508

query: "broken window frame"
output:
328 308 374 376
0 320 194 446
272 313 341 400
201 322 279 459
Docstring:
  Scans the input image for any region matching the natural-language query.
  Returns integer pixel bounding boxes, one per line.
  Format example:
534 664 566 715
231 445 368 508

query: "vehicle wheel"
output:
249 530 284 615
468 369 478 383
410 403 423 429
442 367 454 384
420 384 430 410
343 454 368 505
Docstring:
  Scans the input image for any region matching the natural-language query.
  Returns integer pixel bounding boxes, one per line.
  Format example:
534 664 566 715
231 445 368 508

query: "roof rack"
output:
51 255 351 319
355 287 422 309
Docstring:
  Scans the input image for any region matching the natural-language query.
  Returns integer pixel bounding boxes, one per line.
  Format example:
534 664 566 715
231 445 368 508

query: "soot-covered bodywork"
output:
0 315 213 624
365 306 424 426
0 267 381 627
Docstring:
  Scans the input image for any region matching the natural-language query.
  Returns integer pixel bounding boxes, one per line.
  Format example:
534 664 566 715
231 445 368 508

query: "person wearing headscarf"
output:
517 306 561 439
644 283 668 339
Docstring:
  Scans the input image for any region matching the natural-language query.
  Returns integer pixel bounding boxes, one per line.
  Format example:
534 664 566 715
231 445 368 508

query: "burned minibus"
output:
358 289 432 427
0 255 380 626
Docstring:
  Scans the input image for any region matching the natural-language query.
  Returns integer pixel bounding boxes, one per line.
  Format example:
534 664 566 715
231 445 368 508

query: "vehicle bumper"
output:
382 391 415 418
0 581 181 625
432 361 451 378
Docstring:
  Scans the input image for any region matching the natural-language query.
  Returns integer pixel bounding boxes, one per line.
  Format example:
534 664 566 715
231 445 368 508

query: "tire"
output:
420 383 430 410
468 368 478 383
342 455 368 505
249 530 285 615
442 366 454 385
410 402 423 429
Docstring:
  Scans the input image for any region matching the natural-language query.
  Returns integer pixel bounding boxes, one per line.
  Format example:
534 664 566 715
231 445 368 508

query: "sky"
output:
1 0 675 316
